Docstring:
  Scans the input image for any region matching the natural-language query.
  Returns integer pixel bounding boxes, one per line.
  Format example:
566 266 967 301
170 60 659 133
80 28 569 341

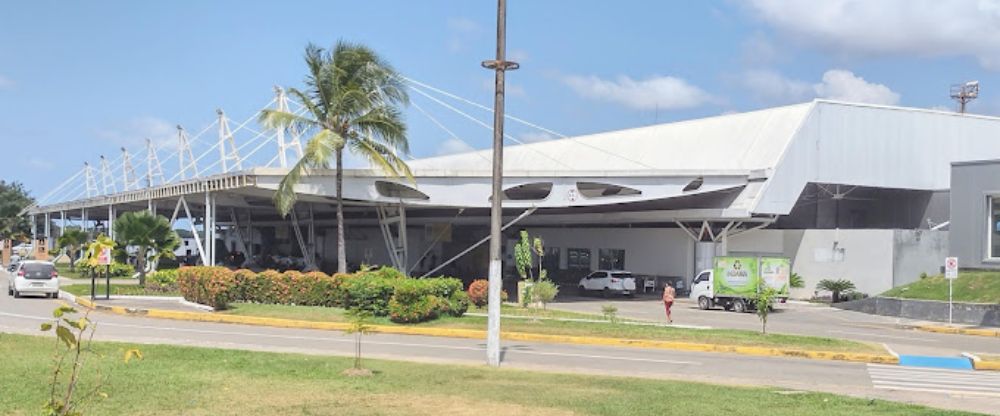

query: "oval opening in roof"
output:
375 181 429 200
503 182 553 200
576 182 642 198
683 177 704 192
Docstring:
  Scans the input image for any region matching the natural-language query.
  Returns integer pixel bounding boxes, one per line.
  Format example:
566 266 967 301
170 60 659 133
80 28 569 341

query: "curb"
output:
65 295 901 365
912 324 1000 338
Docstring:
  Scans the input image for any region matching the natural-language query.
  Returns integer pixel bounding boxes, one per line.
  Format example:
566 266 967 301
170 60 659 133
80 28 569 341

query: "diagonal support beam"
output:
420 207 537 278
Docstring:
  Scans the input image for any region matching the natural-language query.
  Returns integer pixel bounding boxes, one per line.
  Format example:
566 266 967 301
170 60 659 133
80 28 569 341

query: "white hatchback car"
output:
578 270 637 296
7 261 60 299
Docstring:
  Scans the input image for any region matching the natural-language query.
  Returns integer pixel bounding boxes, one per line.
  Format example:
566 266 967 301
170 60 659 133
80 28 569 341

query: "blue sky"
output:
2 0 999 200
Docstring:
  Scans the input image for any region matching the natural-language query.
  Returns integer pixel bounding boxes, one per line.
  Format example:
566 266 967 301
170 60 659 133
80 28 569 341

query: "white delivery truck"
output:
689 256 790 313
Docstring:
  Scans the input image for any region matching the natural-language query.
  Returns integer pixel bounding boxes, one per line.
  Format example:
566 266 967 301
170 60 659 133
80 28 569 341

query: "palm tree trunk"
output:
336 148 347 274
68 248 76 271
138 246 148 287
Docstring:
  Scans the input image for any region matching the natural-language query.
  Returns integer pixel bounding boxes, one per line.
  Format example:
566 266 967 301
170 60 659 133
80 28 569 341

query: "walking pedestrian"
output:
663 282 676 324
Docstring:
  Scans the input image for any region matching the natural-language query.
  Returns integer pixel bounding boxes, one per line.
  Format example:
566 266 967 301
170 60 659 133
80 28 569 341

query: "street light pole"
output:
482 0 518 367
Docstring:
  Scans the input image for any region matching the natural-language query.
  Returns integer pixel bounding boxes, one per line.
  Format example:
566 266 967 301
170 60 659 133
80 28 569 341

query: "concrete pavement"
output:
0 283 997 413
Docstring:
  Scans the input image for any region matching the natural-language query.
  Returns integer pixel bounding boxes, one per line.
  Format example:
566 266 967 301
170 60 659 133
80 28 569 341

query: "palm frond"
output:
352 106 408 154
348 134 413 181
258 109 318 135
273 129 344 216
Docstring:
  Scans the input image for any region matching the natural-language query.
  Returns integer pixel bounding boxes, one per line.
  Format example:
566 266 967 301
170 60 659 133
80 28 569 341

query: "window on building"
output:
542 247 561 271
990 196 1000 259
599 249 626 270
567 248 591 270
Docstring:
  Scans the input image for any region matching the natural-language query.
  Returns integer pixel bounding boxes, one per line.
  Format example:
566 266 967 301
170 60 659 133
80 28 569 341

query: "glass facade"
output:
598 248 626 270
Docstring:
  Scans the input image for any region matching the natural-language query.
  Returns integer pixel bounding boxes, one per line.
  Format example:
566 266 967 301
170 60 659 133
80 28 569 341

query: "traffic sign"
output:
945 257 958 279
96 247 112 266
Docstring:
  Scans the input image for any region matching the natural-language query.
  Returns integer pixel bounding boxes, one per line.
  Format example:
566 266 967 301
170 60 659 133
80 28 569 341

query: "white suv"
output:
7 261 60 299
578 270 637 296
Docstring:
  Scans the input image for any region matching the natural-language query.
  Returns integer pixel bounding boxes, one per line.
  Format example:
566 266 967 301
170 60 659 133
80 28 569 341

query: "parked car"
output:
578 270 637 296
7 261 60 299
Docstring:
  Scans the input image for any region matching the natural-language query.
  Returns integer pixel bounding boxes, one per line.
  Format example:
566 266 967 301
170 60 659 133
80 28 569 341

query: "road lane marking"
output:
867 364 1000 397
1 311 700 366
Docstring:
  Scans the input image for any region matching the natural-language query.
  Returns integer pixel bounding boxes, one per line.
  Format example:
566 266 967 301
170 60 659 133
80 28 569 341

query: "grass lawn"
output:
881 272 1000 303
221 303 882 354
0 333 969 416
54 263 86 279
61 283 180 297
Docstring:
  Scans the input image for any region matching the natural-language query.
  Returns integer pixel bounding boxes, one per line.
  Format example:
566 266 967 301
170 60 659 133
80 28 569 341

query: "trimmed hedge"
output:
177 266 468 323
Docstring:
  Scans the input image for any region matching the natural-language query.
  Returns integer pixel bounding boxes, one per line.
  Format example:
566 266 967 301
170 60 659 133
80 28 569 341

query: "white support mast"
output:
84 162 98 198
216 109 242 173
274 86 304 168
145 138 165 187
99 155 116 195
121 147 139 191
177 125 198 180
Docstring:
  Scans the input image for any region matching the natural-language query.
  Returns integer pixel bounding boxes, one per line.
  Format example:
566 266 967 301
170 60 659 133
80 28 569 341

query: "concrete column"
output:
60 211 66 237
205 191 215 266
44 213 51 250
107 205 115 240
695 241 717 274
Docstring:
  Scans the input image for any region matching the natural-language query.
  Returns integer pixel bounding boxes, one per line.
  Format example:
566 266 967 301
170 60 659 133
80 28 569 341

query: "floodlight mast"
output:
482 0 519 368
950 80 979 114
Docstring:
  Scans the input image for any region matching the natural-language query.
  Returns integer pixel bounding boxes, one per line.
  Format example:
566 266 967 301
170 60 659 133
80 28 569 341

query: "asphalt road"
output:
1 281 998 414
550 294 1000 358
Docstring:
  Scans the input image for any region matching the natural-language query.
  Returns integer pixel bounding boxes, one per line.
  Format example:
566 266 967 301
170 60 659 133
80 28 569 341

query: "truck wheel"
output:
697 296 711 310
733 299 747 313
12 289 20 299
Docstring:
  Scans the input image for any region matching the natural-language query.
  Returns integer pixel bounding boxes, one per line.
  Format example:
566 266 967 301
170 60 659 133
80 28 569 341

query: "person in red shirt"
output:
662 283 676 324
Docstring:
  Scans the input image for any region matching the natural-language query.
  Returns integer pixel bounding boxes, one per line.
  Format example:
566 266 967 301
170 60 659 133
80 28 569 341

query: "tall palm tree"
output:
55 228 88 271
114 211 180 286
260 41 411 274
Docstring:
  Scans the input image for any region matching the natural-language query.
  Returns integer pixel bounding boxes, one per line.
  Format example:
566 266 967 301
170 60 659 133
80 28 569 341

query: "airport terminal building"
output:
26 99 1000 297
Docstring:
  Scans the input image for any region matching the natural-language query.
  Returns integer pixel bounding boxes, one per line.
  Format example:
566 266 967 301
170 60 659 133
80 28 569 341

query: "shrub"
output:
816 278 857 303
342 275 397 316
389 294 443 323
147 269 179 292
789 273 805 289
79 262 135 278
177 267 235 309
447 291 470 317
468 279 488 307
531 280 559 309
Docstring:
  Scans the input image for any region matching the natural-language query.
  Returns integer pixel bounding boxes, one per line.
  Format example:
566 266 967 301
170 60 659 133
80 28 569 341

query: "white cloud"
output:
562 74 714 110
447 17 481 33
509 49 529 63
741 69 813 103
519 131 556 143
446 17 483 53
436 137 475 155
746 0 1000 69
95 116 178 151
0 74 13 89
813 70 900 105
740 69 900 105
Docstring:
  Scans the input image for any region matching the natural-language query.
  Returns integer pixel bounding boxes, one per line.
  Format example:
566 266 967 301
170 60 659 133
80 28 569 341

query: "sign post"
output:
945 257 959 324
94 247 112 301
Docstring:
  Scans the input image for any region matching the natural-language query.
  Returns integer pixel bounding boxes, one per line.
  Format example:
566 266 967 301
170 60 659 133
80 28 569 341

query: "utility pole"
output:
482 0 519 367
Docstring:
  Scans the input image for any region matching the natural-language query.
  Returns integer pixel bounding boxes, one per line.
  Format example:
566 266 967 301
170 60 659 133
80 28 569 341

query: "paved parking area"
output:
549 294 1000 358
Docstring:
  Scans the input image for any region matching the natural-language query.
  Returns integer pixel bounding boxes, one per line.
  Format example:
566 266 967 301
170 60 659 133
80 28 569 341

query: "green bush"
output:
78 262 135 278
147 269 179 292
342 274 397 316
179 265 466 322
531 280 559 309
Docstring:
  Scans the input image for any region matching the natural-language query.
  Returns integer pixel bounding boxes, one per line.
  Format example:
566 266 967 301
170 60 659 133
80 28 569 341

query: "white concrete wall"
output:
789 230 895 298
